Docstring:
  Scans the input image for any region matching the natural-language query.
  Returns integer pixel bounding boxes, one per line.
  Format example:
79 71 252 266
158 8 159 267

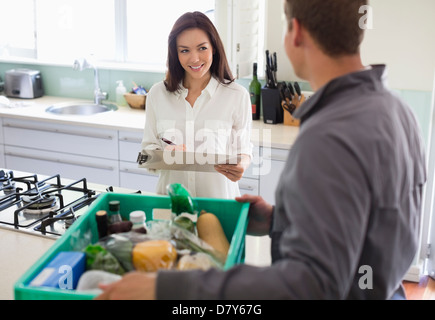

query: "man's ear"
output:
291 18 303 47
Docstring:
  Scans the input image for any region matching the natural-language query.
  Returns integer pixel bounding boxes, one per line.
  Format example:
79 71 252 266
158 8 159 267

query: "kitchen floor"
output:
403 276 435 300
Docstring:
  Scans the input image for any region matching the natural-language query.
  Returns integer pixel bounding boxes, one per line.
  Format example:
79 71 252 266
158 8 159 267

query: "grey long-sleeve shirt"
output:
156 65 427 300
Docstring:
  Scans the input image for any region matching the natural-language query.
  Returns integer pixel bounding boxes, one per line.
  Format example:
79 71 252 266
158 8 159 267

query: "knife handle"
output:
294 82 301 96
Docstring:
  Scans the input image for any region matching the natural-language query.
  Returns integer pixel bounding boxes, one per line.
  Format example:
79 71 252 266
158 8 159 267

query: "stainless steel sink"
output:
45 102 118 116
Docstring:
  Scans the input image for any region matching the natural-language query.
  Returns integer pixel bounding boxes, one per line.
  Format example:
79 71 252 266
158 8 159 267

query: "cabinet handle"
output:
5 152 115 171
120 168 159 177
239 183 255 191
3 123 114 140
261 150 290 161
120 137 142 143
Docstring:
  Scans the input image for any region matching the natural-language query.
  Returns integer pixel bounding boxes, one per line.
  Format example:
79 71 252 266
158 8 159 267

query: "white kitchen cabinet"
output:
0 117 5 168
259 147 289 205
119 130 159 192
245 147 289 267
239 177 259 196
3 118 120 186
5 145 119 185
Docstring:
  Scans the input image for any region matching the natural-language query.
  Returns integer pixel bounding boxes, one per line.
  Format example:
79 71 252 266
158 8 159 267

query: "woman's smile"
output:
190 64 205 71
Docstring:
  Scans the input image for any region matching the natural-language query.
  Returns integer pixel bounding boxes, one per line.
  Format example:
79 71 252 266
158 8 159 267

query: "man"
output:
97 0 426 299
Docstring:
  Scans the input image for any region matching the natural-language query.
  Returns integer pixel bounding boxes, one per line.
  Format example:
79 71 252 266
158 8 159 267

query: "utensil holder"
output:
261 86 283 124
283 107 300 127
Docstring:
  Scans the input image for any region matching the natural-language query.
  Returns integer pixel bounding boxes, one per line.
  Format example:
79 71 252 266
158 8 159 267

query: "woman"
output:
141 11 252 199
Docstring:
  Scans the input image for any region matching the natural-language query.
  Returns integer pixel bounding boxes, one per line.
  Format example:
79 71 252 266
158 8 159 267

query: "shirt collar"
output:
293 64 388 122
176 76 220 100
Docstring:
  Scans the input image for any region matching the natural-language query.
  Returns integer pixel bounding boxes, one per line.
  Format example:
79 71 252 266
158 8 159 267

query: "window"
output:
35 0 116 63
126 0 215 66
0 0 264 78
0 0 36 59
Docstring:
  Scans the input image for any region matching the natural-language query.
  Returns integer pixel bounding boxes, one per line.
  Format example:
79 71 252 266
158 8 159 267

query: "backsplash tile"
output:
0 62 432 148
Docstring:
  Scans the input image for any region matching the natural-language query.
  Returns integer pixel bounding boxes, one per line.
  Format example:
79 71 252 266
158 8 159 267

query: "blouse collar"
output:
176 76 220 100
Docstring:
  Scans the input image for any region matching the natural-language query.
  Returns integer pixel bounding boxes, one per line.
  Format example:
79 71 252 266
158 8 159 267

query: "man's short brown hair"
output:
285 0 368 57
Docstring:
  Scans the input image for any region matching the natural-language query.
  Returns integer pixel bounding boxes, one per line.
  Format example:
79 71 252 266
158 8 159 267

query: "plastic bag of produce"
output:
167 183 198 216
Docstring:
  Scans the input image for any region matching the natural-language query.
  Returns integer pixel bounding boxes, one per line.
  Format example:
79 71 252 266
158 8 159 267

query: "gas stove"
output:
0 169 139 239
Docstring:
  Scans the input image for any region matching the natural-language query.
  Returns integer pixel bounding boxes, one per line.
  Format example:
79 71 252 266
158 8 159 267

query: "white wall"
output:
264 0 435 91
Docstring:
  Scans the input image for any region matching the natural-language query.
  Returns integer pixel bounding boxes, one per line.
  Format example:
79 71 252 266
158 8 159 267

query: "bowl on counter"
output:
124 92 146 110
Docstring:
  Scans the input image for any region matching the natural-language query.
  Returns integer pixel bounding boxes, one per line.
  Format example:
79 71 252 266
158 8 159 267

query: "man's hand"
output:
95 272 156 300
235 194 274 236
215 154 251 182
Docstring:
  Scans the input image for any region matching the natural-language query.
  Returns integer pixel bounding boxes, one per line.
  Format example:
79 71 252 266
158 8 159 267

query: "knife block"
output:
262 86 283 124
283 107 300 127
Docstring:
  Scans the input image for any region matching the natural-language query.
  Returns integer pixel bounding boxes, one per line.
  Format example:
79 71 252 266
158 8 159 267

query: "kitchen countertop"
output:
0 96 299 150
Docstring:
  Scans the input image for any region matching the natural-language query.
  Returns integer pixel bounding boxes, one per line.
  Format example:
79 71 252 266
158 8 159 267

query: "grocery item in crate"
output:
80 221 225 278
132 239 177 272
197 210 230 258
76 270 122 293
29 252 86 290
84 244 126 275
167 183 198 216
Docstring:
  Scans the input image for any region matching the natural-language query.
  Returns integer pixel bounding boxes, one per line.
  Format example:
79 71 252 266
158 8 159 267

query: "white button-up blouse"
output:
141 76 253 199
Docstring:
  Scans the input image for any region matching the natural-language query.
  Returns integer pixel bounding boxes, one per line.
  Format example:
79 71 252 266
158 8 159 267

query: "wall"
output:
0 62 165 102
263 0 434 144
0 1 433 143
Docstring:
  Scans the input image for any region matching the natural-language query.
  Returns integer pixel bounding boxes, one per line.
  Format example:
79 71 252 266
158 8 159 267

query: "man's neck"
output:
306 52 365 91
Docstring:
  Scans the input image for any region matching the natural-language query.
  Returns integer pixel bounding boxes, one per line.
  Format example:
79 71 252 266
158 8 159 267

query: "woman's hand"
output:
215 154 251 182
164 144 187 151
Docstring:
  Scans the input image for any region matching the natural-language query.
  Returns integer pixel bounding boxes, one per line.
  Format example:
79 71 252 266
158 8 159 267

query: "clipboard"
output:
137 149 241 172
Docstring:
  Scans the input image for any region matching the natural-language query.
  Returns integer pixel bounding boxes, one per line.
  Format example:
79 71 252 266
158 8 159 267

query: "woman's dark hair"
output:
285 0 368 57
164 11 234 93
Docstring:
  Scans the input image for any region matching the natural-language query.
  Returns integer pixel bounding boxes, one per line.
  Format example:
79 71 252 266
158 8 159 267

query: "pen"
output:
161 137 175 145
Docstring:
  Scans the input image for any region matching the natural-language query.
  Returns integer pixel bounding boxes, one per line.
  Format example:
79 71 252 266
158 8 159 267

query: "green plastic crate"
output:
14 193 249 300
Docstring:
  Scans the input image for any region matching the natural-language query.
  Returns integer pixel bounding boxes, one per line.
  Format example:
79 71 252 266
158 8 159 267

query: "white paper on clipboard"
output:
137 149 241 172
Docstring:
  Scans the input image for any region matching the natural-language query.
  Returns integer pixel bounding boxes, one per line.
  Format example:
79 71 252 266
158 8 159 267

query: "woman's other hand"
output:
215 154 250 182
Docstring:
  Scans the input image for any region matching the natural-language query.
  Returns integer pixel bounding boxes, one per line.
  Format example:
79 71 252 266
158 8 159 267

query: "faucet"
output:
73 57 108 105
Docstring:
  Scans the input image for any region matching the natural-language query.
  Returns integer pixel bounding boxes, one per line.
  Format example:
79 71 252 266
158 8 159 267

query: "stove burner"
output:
0 170 97 238
22 194 59 215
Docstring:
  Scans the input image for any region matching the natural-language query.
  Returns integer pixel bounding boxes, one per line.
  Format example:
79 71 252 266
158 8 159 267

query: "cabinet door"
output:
119 161 159 193
259 147 289 205
119 130 143 163
3 118 119 160
0 118 4 167
239 177 259 196
5 145 120 186
0 143 4 168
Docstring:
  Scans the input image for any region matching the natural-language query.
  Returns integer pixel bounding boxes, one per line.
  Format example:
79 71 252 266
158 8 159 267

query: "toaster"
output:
5 69 44 99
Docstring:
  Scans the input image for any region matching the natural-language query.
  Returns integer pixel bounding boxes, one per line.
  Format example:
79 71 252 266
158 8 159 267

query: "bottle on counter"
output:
108 200 123 224
116 80 127 107
249 62 261 120
129 210 147 234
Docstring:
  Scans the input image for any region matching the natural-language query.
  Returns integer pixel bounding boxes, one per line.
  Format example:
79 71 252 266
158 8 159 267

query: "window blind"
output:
228 0 264 79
